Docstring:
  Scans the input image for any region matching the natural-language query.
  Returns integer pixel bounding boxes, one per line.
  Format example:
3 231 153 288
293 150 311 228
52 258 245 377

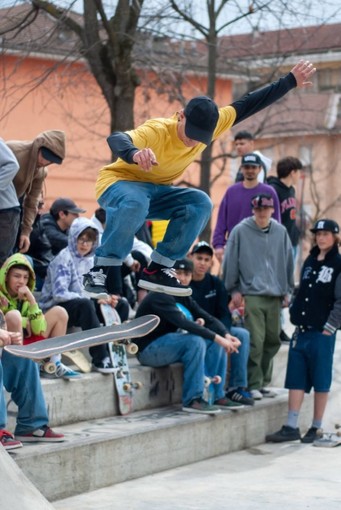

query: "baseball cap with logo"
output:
184 96 219 145
50 198 86 215
310 219 339 234
173 258 194 272
241 153 263 167
191 241 214 256
251 194 275 209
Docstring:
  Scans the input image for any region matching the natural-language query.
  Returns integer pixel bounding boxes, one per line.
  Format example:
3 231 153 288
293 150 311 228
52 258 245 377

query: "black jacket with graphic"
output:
290 244 341 332
267 176 300 247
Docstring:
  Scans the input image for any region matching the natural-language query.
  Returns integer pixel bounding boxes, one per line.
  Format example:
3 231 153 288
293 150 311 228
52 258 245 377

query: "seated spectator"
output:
188 241 254 406
0 253 79 379
26 194 54 291
39 217 129 373
41 197 86 255
0 314 64 448
135 259 241 414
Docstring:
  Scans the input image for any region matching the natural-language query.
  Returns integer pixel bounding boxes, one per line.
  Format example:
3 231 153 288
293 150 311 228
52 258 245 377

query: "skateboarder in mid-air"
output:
83 61 316 299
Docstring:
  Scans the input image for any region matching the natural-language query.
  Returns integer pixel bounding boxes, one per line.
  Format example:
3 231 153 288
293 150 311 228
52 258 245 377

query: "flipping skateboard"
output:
100 303 138 355
110 343 142 415
203 375 222 405
62 350 92 373
313 427 341 448
4 315 160 360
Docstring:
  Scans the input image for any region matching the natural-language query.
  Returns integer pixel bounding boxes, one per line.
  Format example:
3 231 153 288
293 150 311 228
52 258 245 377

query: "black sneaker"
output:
227 388 255 406
182 398 220 414
280 329 291 343
83 269 109 299
266 425 301 443
138 266 192 297
301 426 319 444
92 357 115 374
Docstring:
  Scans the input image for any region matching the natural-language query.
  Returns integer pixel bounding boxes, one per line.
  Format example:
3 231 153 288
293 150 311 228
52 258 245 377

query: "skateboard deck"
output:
100 304 142 415
100 303 121 326
4 315 160 360
62 350 92 373
100 303 138 354
110 343 142 415
313 428 341 448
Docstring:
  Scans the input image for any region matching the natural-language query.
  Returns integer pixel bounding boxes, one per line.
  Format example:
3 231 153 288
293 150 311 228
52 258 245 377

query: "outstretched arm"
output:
231 60 316 125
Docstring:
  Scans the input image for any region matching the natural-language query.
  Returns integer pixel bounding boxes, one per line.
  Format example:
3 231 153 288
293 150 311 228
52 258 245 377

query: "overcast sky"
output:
3 0 341 37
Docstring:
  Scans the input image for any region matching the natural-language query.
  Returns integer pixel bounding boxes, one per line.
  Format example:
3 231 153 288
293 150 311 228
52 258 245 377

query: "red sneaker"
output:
0 429 23 450
15 425 65 443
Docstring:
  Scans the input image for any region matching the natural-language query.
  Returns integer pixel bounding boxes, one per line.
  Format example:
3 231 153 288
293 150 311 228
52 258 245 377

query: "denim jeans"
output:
95 181 212 267
229 326 250 389
137 332 227 406
0 351 48 434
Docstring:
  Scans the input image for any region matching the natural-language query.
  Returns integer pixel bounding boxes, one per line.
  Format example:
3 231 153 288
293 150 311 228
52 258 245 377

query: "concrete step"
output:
7 359 184 429
11 394 313 502
6 346 289 430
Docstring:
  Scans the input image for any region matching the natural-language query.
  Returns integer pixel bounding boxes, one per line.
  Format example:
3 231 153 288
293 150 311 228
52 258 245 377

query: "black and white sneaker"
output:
138 266 192 297
92 357 115 374
83 269 109 299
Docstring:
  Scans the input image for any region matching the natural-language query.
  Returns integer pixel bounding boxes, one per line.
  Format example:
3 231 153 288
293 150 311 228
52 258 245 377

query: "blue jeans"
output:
0 351 48 434
137 333 227 406
95 181 212 267
229 326 250 389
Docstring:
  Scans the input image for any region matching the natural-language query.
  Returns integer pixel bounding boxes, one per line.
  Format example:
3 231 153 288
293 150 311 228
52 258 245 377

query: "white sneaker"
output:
260 388 277 398
250 389 263 400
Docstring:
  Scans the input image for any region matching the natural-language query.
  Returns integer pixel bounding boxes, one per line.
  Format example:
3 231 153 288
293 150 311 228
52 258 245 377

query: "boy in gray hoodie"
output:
222 194 294 400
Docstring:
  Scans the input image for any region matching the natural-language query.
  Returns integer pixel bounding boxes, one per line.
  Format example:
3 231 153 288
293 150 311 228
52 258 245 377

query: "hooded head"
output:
0 253 36 300
68 217 99 259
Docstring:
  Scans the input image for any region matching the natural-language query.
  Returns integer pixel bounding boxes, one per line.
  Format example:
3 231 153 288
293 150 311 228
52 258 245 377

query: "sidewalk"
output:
54 440 341 510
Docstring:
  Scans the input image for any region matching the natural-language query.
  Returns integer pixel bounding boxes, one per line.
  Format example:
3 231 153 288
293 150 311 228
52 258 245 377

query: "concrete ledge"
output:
7 361 184 428
12 393 313 502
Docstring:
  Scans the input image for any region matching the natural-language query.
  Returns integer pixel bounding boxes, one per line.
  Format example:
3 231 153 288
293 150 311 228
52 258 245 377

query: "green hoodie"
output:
0 253 47 334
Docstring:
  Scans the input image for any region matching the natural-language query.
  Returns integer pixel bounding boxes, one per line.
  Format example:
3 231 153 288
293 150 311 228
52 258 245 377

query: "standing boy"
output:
82 61 315 297
223 194 294 399
212 153 281 263
266 219 341 443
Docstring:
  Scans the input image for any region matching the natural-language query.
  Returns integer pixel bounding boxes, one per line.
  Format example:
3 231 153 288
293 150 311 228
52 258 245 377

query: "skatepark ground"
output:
54 440 341 510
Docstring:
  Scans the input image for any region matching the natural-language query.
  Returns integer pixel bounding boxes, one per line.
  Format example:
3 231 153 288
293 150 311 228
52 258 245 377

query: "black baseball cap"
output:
191 241 214 256
184 96 219 145
251 194 274 209
173 258 194 272
50 198 86 215
310 219 339 234
241 153 263 167
41 147 63 165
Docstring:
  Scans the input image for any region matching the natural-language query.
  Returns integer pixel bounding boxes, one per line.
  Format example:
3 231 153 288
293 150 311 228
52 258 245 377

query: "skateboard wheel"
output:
43 361 56 374
335 424 341 430
123 383 132 392
212 375 222 384
204 376 211 388
134 381 143 390
126 343 138 355
316 428 324 438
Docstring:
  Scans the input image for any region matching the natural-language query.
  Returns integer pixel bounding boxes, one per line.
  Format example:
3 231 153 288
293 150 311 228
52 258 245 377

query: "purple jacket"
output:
212 182 281 249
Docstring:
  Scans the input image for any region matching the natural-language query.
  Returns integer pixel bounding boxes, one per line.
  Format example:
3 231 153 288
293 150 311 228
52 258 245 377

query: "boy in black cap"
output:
135 257 241 414
266 219 341 443
189 241 254 406
223 194 294 401
82 61 316 299
41 197 86 255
